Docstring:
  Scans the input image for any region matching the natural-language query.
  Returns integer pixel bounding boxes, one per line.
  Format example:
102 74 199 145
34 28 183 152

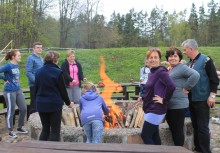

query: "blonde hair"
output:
66 50 75 57
81 82 98 94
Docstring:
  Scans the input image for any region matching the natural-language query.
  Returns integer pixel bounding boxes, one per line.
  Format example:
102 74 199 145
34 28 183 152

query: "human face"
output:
144 59 149 67
33 45 43 56
182 45 193 59
168 52 180 67
148 51 160 68
67 53 75 64
13 51 21 63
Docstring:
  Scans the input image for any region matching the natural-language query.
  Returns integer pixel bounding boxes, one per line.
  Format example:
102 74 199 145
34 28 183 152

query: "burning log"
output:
115 113 125 128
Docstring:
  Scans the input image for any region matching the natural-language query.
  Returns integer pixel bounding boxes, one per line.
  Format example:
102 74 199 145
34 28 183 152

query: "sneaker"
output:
9 131 17 138
17 127 28 134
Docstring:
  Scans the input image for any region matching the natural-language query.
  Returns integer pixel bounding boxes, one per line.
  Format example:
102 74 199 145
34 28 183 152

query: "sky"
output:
100 0 219 21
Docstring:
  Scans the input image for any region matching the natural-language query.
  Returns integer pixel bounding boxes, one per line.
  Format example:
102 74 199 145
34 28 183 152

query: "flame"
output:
99 56 124 129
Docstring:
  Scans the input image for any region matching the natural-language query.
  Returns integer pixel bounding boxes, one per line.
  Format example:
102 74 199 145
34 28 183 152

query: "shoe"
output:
9 131 17 138
17 127 28 134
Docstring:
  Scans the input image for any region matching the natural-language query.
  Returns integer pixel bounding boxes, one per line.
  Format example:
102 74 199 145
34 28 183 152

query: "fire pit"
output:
28 100 194 150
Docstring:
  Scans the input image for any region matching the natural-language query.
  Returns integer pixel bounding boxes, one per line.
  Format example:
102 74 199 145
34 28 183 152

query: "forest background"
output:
1 0 220 49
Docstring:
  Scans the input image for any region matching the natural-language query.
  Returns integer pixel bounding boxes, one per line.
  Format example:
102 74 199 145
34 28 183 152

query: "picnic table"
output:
0 140 193 153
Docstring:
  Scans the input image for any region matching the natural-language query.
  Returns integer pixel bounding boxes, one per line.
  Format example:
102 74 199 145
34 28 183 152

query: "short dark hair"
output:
165 47 183 62
33 42 42 47
44 51 60 63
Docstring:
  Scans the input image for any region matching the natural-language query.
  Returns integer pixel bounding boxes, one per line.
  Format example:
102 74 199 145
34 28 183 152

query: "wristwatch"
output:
210 95 216 98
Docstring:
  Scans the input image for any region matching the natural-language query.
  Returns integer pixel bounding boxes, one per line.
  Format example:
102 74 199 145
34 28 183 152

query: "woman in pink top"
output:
61 50 86 104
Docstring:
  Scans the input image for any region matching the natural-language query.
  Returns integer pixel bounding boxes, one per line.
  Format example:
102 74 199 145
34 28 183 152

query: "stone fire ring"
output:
28 111 193 150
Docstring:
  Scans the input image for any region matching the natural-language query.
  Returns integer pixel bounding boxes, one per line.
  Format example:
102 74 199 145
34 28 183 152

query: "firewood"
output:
129 109 138 128
125 108 134 127
62 111 76 127
137 109 144 128
134 107 144 128
73 107 80 127
115 113 124 128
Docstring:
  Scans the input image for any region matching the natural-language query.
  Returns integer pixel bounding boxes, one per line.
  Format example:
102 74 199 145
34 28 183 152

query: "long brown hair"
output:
5 49 19 61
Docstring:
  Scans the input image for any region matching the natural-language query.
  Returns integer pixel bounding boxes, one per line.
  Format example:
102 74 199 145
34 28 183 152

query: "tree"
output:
207 0 219 45
188 3 199 40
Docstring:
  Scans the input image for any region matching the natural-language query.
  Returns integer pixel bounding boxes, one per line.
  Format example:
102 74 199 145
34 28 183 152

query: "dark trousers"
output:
141 121 161 145
39 110 62 141
189 101 211 153
29 86 36 115
166 108 186 146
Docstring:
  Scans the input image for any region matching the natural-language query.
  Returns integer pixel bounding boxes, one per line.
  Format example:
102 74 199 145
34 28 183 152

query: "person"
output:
35 51 74 141
0 49 28 138
26 42 44 116
79 82 109 143
217 70 220 79
61 50 86 104
181 39 219 153
141 48 176 145
139 58 150 98
165 47 200 146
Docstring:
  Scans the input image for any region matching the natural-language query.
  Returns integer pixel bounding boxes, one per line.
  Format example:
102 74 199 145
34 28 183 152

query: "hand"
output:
83 78 87 82
207 97 215 108
4 80 9 85
153 95 163 104
182 88 189 94
68 102 74 108
72 80 76 83
137 97 142 102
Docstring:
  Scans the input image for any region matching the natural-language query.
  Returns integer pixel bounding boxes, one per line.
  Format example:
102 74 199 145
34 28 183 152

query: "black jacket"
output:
35 62 70 112
60 59 85 87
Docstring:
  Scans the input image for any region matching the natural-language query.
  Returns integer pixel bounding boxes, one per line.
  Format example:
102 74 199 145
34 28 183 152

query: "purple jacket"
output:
80 90 109 126
143 66 175 114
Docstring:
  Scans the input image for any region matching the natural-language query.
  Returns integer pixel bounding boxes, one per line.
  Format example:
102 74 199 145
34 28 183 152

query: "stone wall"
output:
28 112 194 150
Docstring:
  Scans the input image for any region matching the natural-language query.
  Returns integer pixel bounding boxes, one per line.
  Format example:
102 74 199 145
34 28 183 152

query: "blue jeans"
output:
83 120 104 143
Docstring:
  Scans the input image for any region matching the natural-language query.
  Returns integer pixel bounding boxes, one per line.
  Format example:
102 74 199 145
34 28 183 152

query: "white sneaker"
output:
9 131 17 138
17 127 28 134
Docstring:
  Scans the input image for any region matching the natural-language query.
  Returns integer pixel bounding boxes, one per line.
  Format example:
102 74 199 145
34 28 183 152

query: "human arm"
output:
60 61 74 82
181 64 200 91
101 98 109 115
205 57 219 107
154 71 176 104
26 56 35 83
57 73 74 107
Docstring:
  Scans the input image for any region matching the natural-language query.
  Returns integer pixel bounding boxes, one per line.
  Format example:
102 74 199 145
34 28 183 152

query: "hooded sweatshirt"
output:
80 90 109 126
143 66 176 114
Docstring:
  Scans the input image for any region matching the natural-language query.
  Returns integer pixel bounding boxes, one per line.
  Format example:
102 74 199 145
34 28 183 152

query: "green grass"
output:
0 47 220 91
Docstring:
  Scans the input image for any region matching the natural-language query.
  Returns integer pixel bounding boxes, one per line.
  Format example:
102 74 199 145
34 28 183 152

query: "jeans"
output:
166 108 186 146
39 110 62 141
189 101 211 153
141 121 161 145
83 120 104 143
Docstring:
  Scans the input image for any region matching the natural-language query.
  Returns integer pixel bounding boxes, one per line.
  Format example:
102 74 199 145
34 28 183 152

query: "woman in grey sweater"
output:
165 47 200 146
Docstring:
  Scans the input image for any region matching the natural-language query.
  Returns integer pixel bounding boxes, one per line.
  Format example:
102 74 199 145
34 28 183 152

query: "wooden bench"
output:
0 89 31 121
130 95 140 100
0 140 192 153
